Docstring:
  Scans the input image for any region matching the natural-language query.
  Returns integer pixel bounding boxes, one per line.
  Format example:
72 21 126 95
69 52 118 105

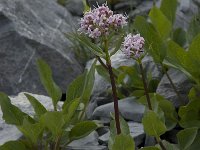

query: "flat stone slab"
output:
92 97 145 122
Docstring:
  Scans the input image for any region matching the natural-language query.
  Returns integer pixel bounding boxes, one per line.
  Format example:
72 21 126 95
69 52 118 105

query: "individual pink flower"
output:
78 3 127 38
122 34 145 58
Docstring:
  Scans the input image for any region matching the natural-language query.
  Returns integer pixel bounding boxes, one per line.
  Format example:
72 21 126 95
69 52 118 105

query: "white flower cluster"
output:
122 34 145 58
79 3 127 38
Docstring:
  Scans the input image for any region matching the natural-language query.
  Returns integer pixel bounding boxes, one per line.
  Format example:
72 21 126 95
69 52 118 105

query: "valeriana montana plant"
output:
68 3 137 149
0 59 97 150
78 3 127 135
122 34 167 150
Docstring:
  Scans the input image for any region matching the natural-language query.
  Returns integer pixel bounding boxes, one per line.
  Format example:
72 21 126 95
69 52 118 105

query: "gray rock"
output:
0 0 83 96
114 0 141 11
193 0 200 6
65 0 84 16
68 131 99 147
66 131 108 150
92 97 145 122
65 146 108 150
99 122 145 147
0 92 62 145
156 68 193 108
174 0 199 29
144 135 156 147
129 1 155 19
99 131 110 145
87 0 106 8
128 122 145 146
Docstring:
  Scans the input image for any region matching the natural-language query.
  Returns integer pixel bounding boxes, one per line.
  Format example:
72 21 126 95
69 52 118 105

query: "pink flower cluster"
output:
122 34 145 58
79 3 127 38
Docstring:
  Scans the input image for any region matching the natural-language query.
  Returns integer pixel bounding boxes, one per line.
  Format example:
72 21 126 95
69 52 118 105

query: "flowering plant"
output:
79 3 127 38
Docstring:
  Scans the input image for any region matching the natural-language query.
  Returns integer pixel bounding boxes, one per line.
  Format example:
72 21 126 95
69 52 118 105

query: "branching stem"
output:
97 56 117 78
138 60 166 150
138 61 152 110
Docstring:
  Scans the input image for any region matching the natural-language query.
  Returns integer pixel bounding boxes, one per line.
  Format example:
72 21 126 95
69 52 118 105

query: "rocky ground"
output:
0 0 199 149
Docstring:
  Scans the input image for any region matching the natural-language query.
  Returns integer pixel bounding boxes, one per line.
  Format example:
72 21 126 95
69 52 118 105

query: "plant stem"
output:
139 60 166 150
153 0 156 6
104 39 121 134
54 136 61 150
161 64 184 105
97 56 117 78
138 60 167 150
97 56 108 70
156 137 167 150
138 61 152 110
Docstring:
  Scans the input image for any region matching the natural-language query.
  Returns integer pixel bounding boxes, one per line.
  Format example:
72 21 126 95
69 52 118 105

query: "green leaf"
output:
62 98 80 126
165 35 200 84
0 92 33 126
112 134 135 150
142 110 167 138
177 127 198 150
18 117 44 144
187 130 200 150
140 147 160 150
139 94 165 124
110 115 130 138
110 34 125 56
64 73 85 108
178 99 200 128
0 141 27 150
153 94 178 130
109 116 130 149
173 28 187 47
157 99 178 130
139 94 178 130
156 140 179 150
118 65 143 89
160 0 177 23
82 0 90 12
63 59 96 117
40 111 65 136
37 59 62 111
134 16 166 63
165 40 194 81
81 59 96 105
188 34 200 67
96 65 110 82
69 121 98 141
131 90 145 98
187 14 200 43
149 7 172 39
24 93 47 119
188 86 200 102
67 33 105 57
57 0 66 6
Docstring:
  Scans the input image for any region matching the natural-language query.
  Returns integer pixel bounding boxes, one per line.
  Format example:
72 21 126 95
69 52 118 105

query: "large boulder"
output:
0 92 61 145
0 0 83 95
